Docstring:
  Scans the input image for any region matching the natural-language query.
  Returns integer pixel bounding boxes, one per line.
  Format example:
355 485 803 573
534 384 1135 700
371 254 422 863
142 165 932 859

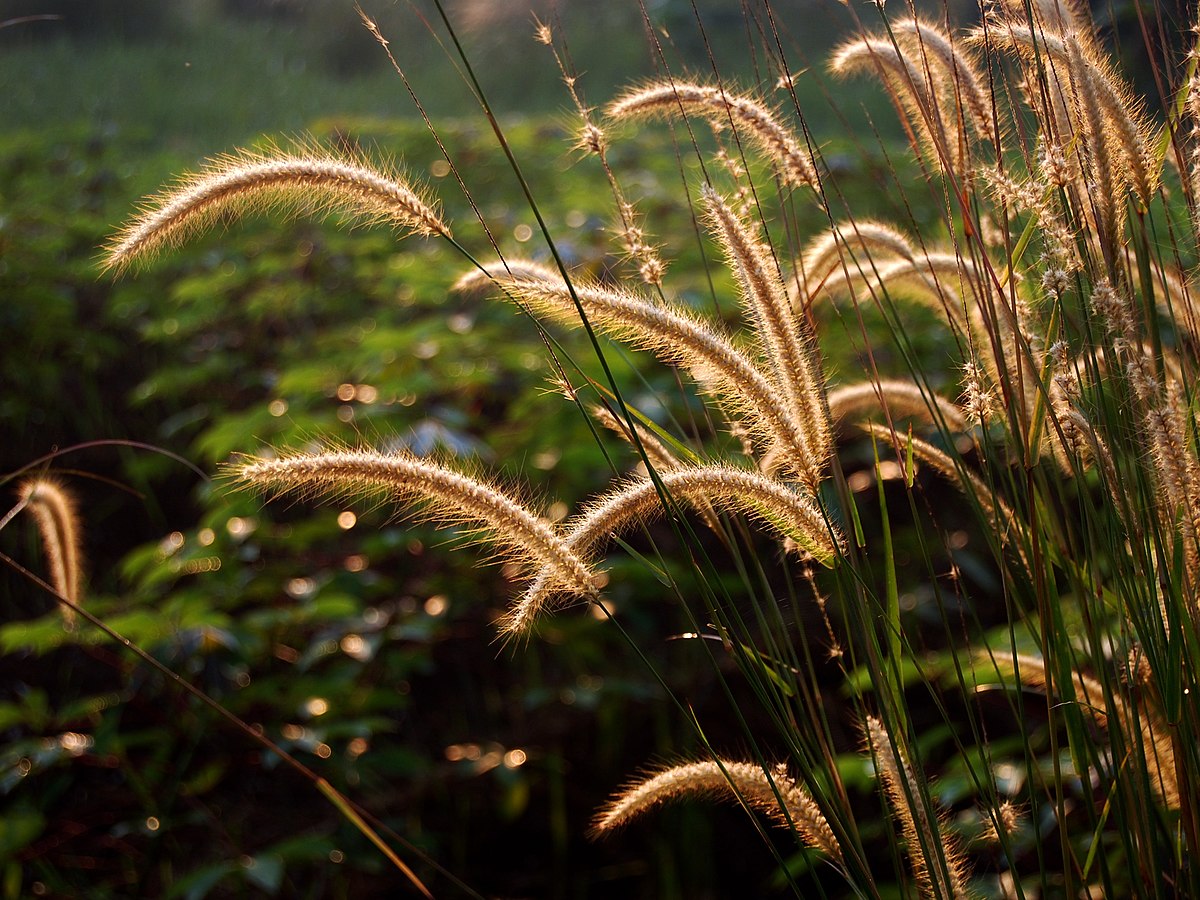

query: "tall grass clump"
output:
102 0 1200 894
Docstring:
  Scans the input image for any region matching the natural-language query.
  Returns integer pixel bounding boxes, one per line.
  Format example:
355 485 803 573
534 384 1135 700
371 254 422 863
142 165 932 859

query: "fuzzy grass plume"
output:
15 478 83 626
606 81 819 188
864 717 973 899
229 448 596 597
590 758 842 864
104 141 450 271
505 464 843 634
481 271 830 488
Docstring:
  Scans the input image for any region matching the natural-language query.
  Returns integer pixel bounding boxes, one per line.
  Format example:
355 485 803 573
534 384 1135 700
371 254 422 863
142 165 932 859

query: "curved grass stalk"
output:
830 37 959 176
860 423 1025 565
588 403 728 543
589 403 687 474
452 258 565 299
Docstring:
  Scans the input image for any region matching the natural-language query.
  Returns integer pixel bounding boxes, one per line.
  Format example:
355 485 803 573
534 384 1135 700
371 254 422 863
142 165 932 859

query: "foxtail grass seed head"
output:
828 380 969 433
230 448 598 600
589 404 683 473
505 464 843 634
591 759 841 862
606 81 818 188
484 270 829 488
984 654 1180 807
979 801 1023 845
702 185 832 471
865 717 973 899
104 143 450 271
830 37 961 175
16 478 83 627
452 259 565 300
891 19 1001 150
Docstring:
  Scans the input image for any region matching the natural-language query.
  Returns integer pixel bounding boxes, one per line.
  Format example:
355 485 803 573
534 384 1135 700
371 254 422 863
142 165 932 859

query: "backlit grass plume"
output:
864 716 973 900
15 478 83 627
480 270 832 489
506 464 843 634
103 141 449 271
984 653 1180 808
590 758 842 865
606 81 819 188
229 448 597 598
702 186 832 477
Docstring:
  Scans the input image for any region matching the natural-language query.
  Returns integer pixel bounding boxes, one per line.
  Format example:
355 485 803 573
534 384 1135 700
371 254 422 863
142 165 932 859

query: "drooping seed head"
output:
16 478 84 626
229 447 597 599
607 81 818 188
104 141 450 272
591 758 841 863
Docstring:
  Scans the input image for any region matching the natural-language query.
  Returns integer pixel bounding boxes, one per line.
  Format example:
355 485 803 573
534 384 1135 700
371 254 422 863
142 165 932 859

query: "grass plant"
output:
11 0 1200 894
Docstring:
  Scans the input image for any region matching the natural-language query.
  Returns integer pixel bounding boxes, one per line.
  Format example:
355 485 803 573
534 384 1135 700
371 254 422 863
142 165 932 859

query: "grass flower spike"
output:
591 759 842 863
865 717 973 899
15 478 83 626
606 81 818 188
104 142 449 271
230 448 597 598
